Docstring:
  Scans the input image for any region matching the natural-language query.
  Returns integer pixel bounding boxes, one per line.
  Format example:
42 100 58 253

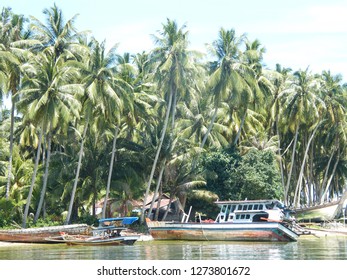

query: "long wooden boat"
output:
0 224 91 243
294 200 340 222
146 200 299 242
63 235 139 246
45 217 140 246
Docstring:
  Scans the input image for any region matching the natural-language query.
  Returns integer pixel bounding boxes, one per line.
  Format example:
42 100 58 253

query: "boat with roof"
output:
146 199 300 242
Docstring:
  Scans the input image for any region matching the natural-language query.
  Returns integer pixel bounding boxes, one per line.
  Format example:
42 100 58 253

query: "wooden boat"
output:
62 235 139 246
294 200 340 222
146 200 299 242
0 224 91 243
46 217 140 246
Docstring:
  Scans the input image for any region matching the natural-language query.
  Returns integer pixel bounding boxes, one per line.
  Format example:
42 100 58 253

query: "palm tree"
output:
18 49 82 222
0 7 34 200
267 64 292 198
65 38 132 223
233 39 268 146
101 53 134 219
317 71 347 203
29 3 85 62
14 3 84 224
280 68 324 206
140 19 197 222
202 28 254 150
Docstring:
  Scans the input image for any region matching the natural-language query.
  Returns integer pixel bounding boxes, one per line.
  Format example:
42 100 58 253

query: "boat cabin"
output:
215 200 285 223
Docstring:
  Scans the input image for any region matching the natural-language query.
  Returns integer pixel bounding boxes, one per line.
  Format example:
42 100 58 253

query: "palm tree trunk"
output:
200 106 218 149
102 125 119 219
65 123 88 225
293 124 319 207
162 194 174 221
147 162 165 218
284 125 299 204
171 89 177 129
320 151 340 204
22 129 43 228
233 110 247 145
154 187 163 221
92 179 98 216
140 85 174 223
320 150 335 197
5 99 15 200
191 106 219 171
274 114 286 202
34 128 52 222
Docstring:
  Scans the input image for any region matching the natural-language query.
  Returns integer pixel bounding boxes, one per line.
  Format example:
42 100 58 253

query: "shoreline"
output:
0 233 154 247
1 230 347 246
303 227 347 237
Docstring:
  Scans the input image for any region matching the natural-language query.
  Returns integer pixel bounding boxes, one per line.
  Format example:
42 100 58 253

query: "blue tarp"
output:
98 217 139 225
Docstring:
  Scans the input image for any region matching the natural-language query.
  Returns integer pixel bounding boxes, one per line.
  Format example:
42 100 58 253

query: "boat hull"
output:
65 235 139 246
146 221 298 242
295 201 340 222
0 224 91 243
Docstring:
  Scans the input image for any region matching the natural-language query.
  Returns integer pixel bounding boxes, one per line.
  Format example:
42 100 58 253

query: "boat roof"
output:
215 199 282 205
98 217 139 225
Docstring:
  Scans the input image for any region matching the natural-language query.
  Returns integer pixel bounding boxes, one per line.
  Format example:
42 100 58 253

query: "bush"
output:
201 148 283 201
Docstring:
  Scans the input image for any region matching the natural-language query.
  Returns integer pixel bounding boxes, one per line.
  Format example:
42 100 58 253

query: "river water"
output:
0 235 346 260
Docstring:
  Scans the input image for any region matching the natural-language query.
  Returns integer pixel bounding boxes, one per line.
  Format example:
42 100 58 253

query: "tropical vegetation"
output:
1 5 346 228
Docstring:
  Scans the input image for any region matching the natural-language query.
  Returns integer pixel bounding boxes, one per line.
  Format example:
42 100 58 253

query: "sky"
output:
2 0 347 82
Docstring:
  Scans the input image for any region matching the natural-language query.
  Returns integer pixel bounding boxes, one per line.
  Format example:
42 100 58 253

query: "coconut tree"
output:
29 3 86 62
233 39 269 146
15 3 84 224
266 64 292 197
0 7 35 200
202 28 256 150
280 68 325 206
18 48 82 222
317 71 347 203
64 38 117 223
101 53 134 219
141 19 197 222
176 96 231 150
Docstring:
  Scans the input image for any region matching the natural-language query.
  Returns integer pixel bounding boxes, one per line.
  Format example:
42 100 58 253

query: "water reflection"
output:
0 236 346 260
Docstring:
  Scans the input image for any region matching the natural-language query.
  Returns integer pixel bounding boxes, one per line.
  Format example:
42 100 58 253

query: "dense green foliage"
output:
202 148 282 201
202 148 241 200
1 5 347 227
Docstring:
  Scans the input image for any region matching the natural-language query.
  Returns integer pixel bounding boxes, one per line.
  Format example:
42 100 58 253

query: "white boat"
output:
294 200 340 222
146 199 299 242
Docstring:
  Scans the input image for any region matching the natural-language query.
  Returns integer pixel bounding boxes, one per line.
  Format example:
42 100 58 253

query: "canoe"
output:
0 224 91 243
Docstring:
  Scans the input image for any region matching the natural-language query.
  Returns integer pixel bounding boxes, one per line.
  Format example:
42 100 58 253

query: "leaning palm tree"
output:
140 19 199 222
65 38 132 223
